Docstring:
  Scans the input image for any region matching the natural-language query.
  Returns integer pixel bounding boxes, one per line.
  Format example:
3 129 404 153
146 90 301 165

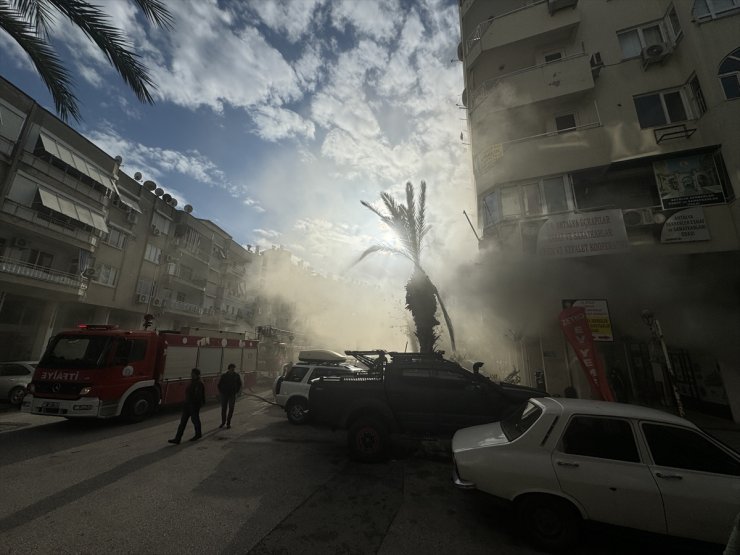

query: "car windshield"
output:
501 401 543 442
39 335 113 369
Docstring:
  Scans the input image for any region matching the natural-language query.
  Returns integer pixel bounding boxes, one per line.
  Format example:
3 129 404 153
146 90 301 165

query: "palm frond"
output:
47 0 157 104
417 180 429 245
351 244 412 268
11 0 54 36
130 0 174 29
0 4 80 121
405 181 419 264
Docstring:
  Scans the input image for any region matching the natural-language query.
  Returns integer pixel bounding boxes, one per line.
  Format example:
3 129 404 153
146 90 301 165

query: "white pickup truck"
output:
273 350 364 424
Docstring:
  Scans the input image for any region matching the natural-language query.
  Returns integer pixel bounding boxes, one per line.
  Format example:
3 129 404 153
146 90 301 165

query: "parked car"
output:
0 361 37 406
273 350 365 424
452 397 740 551
309 350 546 461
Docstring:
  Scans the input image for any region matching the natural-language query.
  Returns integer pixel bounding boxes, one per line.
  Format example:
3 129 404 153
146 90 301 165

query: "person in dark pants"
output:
218 363 242 429
168 368 205 444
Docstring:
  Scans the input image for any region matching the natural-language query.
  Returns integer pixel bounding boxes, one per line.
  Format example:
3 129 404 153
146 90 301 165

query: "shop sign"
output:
559 306 615 402
536 209 630 258
653 153 725 209
660 206 711 243
561 299 613 342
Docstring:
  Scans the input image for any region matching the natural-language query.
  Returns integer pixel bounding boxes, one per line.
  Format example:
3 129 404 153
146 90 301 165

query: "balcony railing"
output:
166 300 204 315
0 256 88 292
22 153 109 204
1 198 99 246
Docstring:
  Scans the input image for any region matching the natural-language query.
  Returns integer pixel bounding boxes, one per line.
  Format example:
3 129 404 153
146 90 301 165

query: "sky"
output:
0 0 478 289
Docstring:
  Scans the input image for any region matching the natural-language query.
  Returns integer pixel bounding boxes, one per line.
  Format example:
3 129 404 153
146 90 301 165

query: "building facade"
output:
459 0 740 420
0 77 262 361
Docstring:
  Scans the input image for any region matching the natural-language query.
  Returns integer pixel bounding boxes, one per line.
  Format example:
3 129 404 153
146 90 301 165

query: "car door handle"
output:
655 472 683 480
556 461 579 468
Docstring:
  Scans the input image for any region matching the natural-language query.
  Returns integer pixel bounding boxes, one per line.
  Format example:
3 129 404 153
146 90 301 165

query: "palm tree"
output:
0 0 173 121
357 181 456 353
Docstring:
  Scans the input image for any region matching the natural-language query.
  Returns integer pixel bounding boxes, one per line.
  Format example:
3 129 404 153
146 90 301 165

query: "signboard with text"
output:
537 209 630 258
653 153 725 210
561 299 613 342
660 206 711 243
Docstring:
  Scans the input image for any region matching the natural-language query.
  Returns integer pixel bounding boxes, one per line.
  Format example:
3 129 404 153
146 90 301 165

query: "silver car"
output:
0 361 37 405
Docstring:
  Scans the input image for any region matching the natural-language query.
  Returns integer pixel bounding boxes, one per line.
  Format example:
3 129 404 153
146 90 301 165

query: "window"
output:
633 88 691 128
482 190 500 226
718 47 740 100
144 243 161 263
401 368 432 380
0 364 32 376
501 401 543 441
666 5 682 40
103 227 126 249
435 368 469 384
483 175 573 226
523 183 543 215
286 366 309 382
643 424 740 475
27 249 53 269
176 292 186 302
501 186 521 217
179 264 193 281
618 24 664 59
561 416 640 462
689 75 708 115
544 51 563 63
151 211 171 235
555 113 576 133
95 264 118 287
542 176 570 213
113 339 148 364
693 0 740 20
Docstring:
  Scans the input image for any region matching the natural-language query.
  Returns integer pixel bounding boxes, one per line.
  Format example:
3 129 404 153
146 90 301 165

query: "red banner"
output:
559 307 615 402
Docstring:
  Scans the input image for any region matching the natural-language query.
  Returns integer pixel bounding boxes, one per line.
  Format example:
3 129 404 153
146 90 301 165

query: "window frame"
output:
617 23 667 60
481 174 574 227
557 414 642 464
633 87 694 128
555 112 577 133
718 48 740 100
103 226 126 249
94 263 118 287
144 243 161 264
692 0 740 21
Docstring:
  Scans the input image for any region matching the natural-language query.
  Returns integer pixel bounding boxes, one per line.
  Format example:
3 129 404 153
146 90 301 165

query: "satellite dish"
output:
184 204 193 213
162 193 172 202
134 172 142 181
114 155 123 164
143 180 156 191
169 198 178 207
155 188 164 197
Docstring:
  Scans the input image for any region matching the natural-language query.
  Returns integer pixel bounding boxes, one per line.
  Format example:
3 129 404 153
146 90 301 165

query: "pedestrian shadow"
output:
0 441 190 534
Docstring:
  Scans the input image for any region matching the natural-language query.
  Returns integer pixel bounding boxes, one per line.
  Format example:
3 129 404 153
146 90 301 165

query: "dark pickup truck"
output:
309 350 546 461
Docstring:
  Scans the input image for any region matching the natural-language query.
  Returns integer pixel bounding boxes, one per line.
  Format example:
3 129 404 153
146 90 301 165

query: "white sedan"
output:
452 397 740 551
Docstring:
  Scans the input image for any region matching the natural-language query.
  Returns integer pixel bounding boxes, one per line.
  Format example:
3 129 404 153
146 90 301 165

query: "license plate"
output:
41 401 59 408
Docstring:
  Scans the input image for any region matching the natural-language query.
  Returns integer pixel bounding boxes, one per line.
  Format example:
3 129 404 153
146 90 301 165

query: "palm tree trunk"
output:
405 270 439 353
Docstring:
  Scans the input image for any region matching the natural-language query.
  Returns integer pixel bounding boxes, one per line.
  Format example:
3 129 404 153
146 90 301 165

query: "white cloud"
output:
243 196 266 213
253 228 281 239
330 0 403 42
251 105 315 141
252 0 326 43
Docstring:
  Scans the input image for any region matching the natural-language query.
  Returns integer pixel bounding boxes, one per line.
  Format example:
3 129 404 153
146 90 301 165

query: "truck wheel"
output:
286 398 309 425
516 494 581 552
123 390 155 423
9 386 26 406
348 417 389 462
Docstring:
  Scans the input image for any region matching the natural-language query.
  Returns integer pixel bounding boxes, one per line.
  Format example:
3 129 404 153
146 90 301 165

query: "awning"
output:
38 133 116 190
110 180 142 213
37 188 109 233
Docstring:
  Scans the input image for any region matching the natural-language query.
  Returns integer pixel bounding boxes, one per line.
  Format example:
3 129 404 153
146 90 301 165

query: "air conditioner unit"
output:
623 208 657 227
136 293 148 304
165 254 175 263
82 267 97 278
126 212 138 224
641 43 672 68
548 0 578 14
590 52 604 78
152 297 163 307
151 225 161 236
11 237 28 248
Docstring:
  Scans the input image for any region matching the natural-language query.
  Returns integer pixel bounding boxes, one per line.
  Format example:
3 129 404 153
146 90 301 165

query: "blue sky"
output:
0 0 477 286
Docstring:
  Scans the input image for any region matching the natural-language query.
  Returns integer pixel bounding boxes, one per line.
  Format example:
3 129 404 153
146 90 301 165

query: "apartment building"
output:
0 77 262 360
459 0 740 420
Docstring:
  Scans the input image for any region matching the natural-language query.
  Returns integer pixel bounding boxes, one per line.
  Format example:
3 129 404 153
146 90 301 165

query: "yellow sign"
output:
561 299 613 342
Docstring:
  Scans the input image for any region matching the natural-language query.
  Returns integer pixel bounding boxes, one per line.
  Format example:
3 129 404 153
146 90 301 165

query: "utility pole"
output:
642 310 685 418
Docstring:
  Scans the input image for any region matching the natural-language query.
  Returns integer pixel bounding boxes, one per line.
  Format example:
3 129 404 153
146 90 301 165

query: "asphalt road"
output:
0 395 724 555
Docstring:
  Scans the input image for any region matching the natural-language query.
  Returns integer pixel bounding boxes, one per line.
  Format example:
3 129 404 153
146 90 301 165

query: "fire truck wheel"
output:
124 390 155 422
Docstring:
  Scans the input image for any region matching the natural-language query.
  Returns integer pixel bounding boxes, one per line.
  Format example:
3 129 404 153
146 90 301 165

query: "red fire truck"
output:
21 325 258 421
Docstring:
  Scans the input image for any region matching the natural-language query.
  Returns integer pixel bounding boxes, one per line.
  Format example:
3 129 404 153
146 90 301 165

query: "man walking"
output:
168 368 205 444
218 363 242 429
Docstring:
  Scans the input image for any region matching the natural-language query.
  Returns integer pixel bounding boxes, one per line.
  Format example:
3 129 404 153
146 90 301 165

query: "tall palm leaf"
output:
1 0 173 121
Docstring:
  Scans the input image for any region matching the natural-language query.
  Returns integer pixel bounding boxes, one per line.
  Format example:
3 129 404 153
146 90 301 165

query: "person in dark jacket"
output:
218 363 242 429
168 368 205 444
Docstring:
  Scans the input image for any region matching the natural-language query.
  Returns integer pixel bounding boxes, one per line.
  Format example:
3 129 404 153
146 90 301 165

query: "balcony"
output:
0 135 13 158
0 198 99 248
21 153 109 204
469 53 594 114
165 300 204 316
0 256 88 293
466 0 580 66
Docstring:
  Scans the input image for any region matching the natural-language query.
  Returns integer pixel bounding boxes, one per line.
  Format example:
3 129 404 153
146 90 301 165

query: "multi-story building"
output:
459 0 740 420
0 77 261 359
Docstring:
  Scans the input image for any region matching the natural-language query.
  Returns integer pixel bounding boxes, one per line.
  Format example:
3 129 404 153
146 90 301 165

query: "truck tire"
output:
286 397 309 425
348 417 390 462
123 390 155 423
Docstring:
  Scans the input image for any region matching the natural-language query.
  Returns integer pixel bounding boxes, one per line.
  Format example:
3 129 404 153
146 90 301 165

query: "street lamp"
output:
641 309 685 417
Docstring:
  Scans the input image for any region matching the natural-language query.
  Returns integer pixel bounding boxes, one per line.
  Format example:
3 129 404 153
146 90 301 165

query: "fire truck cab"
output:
22 325 258 421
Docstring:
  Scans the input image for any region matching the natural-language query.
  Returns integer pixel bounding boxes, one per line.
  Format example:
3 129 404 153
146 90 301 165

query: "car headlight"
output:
79 387 92 395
